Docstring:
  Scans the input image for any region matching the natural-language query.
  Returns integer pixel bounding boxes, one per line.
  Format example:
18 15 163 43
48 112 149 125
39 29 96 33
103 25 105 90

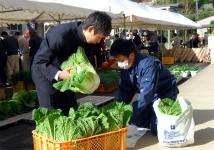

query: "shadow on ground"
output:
193 109 214 125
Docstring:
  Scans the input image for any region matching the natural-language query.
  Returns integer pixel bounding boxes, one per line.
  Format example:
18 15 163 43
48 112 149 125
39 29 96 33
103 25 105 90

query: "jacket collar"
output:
77 22 86 43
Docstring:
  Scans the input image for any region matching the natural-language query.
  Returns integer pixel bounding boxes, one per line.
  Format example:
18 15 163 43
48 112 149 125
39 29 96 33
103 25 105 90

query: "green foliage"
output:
173 72 181 78
158 98 182 116
53 46 100 94
190 65 200 71
33 101 133 142
0 99 12 120
151 52 163 59
10 71 34 90
98 71 120 90
12 91 36 108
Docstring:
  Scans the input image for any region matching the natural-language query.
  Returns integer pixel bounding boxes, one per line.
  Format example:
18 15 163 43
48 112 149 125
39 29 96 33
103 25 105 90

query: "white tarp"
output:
110 0 201 30
0 0 123 25
0 0 201 30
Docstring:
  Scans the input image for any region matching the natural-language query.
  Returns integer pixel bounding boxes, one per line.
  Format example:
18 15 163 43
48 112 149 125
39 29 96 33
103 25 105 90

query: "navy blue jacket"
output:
31 21 86 94
3 35 19 56
117 53 179 117
29 34 42 59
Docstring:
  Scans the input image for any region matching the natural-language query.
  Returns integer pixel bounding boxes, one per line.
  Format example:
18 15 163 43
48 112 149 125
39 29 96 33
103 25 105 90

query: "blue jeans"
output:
129 93 178 136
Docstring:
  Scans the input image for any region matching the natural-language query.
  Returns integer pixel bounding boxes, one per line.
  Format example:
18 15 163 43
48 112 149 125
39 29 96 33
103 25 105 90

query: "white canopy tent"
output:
0 0 201 30
0 0 123 25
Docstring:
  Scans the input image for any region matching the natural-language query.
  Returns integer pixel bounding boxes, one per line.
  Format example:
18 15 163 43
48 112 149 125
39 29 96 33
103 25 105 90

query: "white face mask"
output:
118 60 132 69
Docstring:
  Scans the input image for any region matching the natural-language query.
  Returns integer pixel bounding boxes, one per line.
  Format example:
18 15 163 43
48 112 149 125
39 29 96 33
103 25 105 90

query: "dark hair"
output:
15 32 21 36
173 33 177 36
110 39 136 57
115 34 119 38
1 31 8 36
29 29 35 33
82 11 112 36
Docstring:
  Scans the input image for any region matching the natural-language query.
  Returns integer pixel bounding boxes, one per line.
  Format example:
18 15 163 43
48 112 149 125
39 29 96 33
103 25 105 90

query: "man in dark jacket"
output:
31 11 112 115
29 29 43 63
1 31 19 84
110 39 179 136
0 39 7 86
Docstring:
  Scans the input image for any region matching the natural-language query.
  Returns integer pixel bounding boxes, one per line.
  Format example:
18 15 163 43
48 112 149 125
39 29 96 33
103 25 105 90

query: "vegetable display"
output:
0 90 38 121
158 98 182 116
97 70 120 90
33 101 133 142
53 46 100 94
151 52 162 59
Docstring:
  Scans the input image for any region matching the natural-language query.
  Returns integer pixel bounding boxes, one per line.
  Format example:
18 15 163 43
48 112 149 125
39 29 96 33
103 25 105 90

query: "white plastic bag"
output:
153 96 195 147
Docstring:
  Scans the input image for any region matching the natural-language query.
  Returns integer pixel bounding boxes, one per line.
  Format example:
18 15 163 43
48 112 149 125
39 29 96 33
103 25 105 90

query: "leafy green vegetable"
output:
33 101 133 142
0 99 12 120
190 66 200 71
173 72 181 78
158 98 182 116
12 91 36 108
53 46 100 94
32 107 63 124
10 71 35 90
98 71 120 90
9 100 24 115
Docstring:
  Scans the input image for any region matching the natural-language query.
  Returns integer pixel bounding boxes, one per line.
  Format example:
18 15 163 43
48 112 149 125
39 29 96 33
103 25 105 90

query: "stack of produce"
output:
163 46 209 63
32 101 133 142
0 90 38 121
97 70 120 90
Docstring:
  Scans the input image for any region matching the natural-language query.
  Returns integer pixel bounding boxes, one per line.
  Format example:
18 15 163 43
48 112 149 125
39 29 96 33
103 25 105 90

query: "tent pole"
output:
58 14 61 25
124 14 126 39
131 15 133 41
168 29 170 49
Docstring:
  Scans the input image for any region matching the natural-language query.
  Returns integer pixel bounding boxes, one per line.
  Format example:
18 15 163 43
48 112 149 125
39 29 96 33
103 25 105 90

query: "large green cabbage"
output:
53 46 100 94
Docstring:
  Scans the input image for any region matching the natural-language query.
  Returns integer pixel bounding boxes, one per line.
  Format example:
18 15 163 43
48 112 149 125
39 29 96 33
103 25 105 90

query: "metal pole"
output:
196 0 198 21
124 14 126 38
58 14 61 25
168 30 170 49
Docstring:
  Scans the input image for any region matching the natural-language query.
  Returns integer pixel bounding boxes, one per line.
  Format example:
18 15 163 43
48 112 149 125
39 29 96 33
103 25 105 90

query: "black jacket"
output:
3 35 19 56
32 21 86 94
29 35 43 59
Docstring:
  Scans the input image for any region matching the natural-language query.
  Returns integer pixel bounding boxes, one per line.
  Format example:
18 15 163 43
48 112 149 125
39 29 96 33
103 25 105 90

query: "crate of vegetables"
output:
96 70 120 92
32 101 132 150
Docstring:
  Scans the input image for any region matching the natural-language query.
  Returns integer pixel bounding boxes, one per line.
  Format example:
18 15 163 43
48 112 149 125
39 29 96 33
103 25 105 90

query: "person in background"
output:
193 34 201 48
133 32 142 51
158 34 167 52
173 33 181 48
1 31 19 84
91 39 105 70
203 32 208 46
105 35 114 61
0 39 7 87
115 34 119 40
31 11 112 116
15 32 31 71
150 33 158 53
23 30 30 46
110 39 179 136
189 34 195 48
29 29 43 63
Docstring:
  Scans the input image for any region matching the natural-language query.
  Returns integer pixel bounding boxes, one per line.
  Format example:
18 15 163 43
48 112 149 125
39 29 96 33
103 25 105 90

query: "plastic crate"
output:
13 81 26 93
0 88 6 100
95 84 117 92
32 127 128 150
162 57 174 64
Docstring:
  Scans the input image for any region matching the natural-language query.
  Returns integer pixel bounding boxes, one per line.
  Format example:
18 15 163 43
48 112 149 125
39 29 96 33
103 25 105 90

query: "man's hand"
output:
59 67 73 80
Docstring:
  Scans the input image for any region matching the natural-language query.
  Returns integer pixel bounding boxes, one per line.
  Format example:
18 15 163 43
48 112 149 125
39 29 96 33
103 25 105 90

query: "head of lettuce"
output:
53 46 100 94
